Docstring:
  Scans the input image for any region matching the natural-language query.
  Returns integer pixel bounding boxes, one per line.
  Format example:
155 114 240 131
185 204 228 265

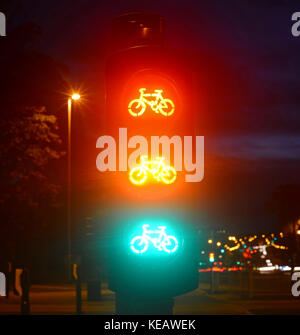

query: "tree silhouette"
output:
0 16 69 275
0 106 65 209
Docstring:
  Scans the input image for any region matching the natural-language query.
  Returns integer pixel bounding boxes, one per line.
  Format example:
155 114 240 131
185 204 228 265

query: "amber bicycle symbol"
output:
128 88 175 117
129 156 177 185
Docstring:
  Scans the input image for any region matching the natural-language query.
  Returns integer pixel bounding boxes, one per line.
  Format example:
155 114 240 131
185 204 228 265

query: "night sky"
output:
3 0 300 233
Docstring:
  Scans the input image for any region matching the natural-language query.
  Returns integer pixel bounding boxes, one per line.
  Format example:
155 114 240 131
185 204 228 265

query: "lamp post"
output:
67 93 80 280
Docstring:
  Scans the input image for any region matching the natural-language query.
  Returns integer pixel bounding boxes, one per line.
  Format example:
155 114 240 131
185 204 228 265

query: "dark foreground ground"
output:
0 282 299 315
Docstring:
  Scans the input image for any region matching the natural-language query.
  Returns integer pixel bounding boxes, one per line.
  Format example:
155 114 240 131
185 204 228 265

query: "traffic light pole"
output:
116 292 174 315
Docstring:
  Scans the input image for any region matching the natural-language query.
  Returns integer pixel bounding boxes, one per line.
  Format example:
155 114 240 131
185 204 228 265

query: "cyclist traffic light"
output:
100 11 201 209
128 88 175 117
129 155 177 185
103 12 201 313
105 208 198 299
130 224 179 255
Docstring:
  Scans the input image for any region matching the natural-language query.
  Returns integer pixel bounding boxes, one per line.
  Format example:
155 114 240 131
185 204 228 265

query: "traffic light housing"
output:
101 12 201 210
105 41 197 136
105 208 199 297
102 12 200 306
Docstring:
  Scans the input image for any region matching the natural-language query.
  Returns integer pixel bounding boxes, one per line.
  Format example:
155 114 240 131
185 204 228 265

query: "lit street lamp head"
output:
71 93 80 100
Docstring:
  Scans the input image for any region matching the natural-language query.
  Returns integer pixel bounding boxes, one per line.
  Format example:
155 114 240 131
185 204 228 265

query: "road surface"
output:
0 283 299 315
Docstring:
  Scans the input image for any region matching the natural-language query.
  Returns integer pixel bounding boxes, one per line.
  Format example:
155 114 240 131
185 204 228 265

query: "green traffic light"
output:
130 224 179 255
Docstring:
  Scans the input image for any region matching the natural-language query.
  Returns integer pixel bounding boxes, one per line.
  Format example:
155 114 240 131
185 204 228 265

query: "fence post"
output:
76 279 82 314
215 271 219 292
248 270 253 299
73 263 82 314
239 271 243 297
20 268 30 315
210 269 215 294
229 272 234 296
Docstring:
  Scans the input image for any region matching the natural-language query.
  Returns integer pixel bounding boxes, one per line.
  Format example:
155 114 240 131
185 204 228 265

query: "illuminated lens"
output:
130 224 178 254
129 156 177 185
128 88 175 117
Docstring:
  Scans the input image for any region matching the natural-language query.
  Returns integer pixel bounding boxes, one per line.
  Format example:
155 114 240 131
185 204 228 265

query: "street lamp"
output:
71 93 81 101
67 93 80 280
